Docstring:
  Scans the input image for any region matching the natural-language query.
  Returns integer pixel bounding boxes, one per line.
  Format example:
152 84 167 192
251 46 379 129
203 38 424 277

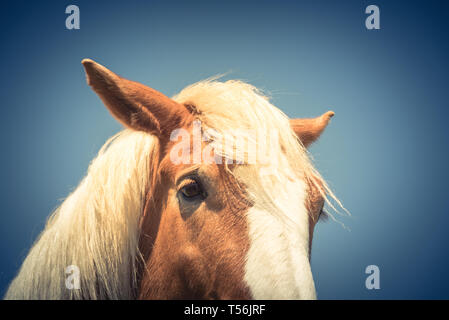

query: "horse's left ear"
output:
290 111 335 147
81 59 188 139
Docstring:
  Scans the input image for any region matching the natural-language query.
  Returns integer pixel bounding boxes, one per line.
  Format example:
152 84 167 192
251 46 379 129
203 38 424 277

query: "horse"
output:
4 59 343 300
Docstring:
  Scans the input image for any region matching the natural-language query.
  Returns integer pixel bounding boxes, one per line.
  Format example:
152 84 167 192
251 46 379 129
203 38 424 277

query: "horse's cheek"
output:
177 245 213 299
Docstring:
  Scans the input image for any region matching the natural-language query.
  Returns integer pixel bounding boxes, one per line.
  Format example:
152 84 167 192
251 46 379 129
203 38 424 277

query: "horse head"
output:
82 59 335 299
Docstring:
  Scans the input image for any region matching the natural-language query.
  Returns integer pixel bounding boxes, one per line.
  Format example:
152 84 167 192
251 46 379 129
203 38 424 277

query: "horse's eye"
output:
179 179 206 200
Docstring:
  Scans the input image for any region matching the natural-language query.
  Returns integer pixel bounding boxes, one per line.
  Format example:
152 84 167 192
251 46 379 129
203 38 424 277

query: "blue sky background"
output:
1 0 449 299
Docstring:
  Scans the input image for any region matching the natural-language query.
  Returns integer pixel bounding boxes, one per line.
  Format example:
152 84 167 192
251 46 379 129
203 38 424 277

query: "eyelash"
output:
178 178 207 201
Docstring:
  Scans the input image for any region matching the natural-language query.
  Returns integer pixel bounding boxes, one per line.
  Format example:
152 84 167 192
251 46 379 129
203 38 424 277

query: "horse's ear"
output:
290 111 335 147
81 59 188 138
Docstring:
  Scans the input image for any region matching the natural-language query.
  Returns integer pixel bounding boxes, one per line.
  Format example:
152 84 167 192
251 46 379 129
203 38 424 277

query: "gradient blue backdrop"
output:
1 0 449 299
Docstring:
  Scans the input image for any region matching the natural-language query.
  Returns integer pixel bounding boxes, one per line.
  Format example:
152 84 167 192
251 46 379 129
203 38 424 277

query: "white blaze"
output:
243 168 316 299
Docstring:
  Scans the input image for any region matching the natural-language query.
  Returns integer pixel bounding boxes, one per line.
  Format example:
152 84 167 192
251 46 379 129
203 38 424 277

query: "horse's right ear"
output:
82 59 188 138
290 111 335 147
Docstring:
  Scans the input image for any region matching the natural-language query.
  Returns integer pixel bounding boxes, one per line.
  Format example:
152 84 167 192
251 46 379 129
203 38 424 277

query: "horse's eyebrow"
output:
174 165 201 185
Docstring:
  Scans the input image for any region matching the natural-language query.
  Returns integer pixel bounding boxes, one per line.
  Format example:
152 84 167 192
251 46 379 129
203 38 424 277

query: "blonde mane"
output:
5 130 158 299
